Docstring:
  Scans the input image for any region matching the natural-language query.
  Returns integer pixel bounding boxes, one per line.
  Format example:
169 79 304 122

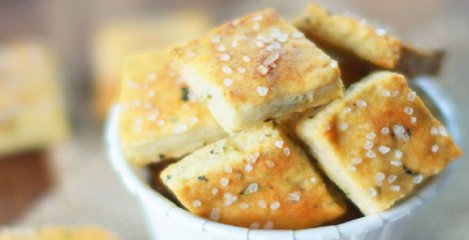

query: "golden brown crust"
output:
119 50 226 166
296 71 462 214
294 3 444 80
172 8 342 132
161 123 348 229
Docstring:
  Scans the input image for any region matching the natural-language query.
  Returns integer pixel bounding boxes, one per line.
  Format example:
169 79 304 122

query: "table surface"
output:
3 0 468 239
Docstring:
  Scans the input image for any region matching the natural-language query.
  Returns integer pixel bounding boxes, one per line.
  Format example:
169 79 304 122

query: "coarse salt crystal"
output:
211 187 219 195
364 140 374 150
245 183 258 194
245 164 253 172
339 122 349 131
381 127 390 135
220 177 229 186
224 166 232 173
358 99 367 108
217 44 226 52
220 53 231 61
366 132 377 140
257 65 269 75
404 107 414 115
390 160 402 166
382 90 391 97
223 78 233 87
378 145 391 154
432 144 439 153
222 65 233 74
242 56 251 62
192 200 202 208
270 202 280 210
256 86 269 96
391 185 401 192
352 157 362 165
413 175 424 184
288 192 301 202
274 140 284 148
366 150 376 159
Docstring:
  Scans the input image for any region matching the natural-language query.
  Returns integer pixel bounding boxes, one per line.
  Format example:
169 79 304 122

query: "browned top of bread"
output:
296 71 462 214
172 8 340 107
161 123 348 229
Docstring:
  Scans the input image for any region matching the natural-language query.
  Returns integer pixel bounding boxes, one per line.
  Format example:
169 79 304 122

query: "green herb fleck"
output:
403 165 417 176
197 176 208 182
181 87 190 101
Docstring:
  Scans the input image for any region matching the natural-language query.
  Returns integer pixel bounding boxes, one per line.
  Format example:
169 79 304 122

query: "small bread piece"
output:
294 3 444 76
0 41 69 157
0 226 116 240
119 50 226 166
296 71 462 215
161 123 348 229
172 9 343 132
93 11 211 120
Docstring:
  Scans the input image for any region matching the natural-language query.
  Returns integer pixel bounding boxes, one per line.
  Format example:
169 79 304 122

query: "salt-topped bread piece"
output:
294 3 443 76
119 50 226 166
93 11 211 120
172 9 343 132
161 122 348 229
296 71 462 215
0 40 69 157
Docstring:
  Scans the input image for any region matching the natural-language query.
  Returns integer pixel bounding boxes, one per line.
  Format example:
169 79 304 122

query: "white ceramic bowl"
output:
105 77 461 240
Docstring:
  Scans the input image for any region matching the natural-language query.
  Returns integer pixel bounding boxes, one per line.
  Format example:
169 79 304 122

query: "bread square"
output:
296 71 462 215
119 50 226 166
92 11 211 120
0 41 69 157
172 9 343 133
294 3 443 77
161 122 348 229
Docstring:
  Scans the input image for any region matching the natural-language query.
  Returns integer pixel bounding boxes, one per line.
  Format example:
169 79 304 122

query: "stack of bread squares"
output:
118 3 462 230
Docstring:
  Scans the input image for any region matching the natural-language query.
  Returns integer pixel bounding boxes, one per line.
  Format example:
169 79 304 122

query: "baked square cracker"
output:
172 9 343 133
296 71 462 214
93 11 211 120
161 122 348 229
0 40 69 157
294 3 443 77
119 50 226 166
